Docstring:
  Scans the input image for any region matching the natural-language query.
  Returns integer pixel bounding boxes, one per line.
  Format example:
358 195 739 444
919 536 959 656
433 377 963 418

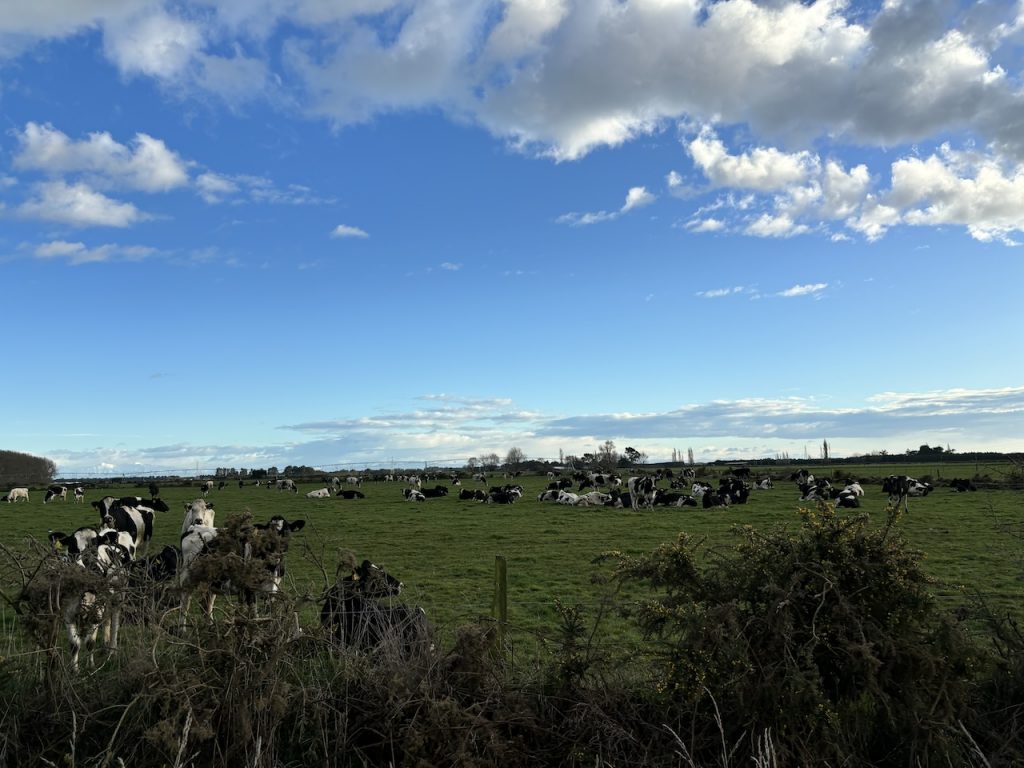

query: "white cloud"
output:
18 181 147 227
745 212 809 238
696 285 745 298
559 184 655 225
688 126 816 191
102 8 204 79
778 282 827 297
33 238 156 264
686 218 725 233
440 262 462 271
330 224 369 238
196 172 240 204
14 122 189 192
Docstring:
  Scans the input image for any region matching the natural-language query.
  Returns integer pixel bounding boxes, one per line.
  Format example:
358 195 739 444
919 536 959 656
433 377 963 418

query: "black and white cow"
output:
201 480 214 497
691 482 713 498
485 486 522 504
44 485 68 503
882 475 932 511
420 485 449 498
336 489 366 499
537 489 561 502
345 476 363 488
458 489 488 501
577 491 613 506
148 482 160 498
627 477 658 509
547 478 574 491
93 497 170 557
273 478 298 493
719 478 751 505
798 479 833 502
834 488 861 508
73 486 85 503
403 488 426 502
306 488 332 499
754 478 773 490
320 559 433 657
48 526 133 671
790 469 815 485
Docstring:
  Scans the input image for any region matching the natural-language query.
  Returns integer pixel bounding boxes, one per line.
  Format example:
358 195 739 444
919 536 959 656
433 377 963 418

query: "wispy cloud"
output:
33 239 157 265
778 282 828 298
558 185 655 226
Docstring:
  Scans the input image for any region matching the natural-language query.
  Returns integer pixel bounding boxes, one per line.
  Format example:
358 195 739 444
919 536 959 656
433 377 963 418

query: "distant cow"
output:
73 486 85 503
458 489 487 501
789 469 814 485
345 476 362 488
754 478 773 490
45 485 68 503
420 485 449 498
148 483 160 498
403 489 426 502
7 488 29 503
337 489 366 499
275 478 298 493
306 488 331 499
627 476 658 509
882 475 932 511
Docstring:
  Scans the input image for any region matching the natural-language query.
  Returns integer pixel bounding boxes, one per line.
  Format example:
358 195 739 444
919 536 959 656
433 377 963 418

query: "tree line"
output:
0 450 56 488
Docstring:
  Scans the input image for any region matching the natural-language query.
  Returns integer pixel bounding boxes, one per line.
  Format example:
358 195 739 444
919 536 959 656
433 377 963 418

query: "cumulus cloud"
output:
18 181 148 227
14 122 189 192
330 224 369 238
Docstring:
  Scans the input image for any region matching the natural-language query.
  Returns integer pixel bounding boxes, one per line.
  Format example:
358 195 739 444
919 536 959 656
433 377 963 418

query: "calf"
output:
320 559 433 657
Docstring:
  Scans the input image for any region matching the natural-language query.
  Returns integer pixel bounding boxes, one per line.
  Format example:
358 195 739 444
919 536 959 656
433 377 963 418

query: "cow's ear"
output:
289 520 306 532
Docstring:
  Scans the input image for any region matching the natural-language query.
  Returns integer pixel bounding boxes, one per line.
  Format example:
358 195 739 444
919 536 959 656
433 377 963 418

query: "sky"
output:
1 0 1023 477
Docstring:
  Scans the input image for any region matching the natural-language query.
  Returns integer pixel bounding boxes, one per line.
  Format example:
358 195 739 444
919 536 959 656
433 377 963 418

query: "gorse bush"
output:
604 504 980 766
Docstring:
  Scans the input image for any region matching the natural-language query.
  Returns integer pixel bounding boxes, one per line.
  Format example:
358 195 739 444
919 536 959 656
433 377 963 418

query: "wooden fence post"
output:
492 555 507 655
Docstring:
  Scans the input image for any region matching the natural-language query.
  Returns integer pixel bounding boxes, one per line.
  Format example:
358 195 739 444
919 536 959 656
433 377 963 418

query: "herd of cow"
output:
26 484 427 671
11 468 974 670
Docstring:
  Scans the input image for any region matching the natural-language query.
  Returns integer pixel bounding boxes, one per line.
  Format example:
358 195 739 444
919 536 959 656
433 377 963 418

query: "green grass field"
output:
3 469 1022 655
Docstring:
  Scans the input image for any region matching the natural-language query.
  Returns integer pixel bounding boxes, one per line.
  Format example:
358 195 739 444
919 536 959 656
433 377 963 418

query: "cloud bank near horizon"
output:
42 386 1024 475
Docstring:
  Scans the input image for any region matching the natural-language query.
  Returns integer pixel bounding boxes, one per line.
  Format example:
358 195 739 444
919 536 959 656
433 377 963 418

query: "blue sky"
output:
2 0 1023 476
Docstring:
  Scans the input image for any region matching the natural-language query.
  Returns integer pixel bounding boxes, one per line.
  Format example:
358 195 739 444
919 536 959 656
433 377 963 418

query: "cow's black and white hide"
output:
420 485 449 498
485 489 519 504
201 480 214 497
95 498 169 557
321 559 433 657
654 491 697 507
754 478 773 490
458 489 487 501
627 476 658 509
882 475 932 510
680 468 697 482
577 491 613 506
73 486 85 503
691 482 713 497
337 489 366 499
834 489 861 508
798 480 833 502
46 527 133 671
789 469 815 485
148 482 160 498
403 488 426 502
45 485 68 503
537 489 562 502
547 478 573 491
306 488 331 498
701 489 730 508
719 478 751 505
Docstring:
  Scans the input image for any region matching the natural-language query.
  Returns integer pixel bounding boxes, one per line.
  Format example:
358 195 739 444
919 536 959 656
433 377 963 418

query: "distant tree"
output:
0 450 57 486
466 457 479 470
596 440 619 471
687 447 695 465
581 453 596 466
481 453 501 471
505 447 526 468
623 446 647 465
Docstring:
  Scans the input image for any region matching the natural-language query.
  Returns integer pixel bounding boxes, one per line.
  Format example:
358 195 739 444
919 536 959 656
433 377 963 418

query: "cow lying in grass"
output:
320 557 433 658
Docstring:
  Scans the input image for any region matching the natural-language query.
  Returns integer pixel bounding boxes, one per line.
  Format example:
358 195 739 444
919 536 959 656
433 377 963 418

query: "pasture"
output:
2 467 1022 654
